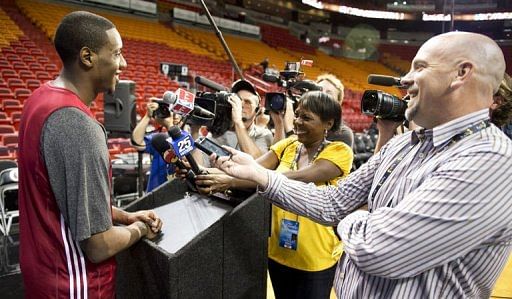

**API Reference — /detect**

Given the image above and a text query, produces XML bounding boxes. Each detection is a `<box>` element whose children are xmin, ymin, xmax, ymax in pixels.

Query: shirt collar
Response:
<box><xmin>410</xmin><ymin>109</ymin><xmax>490</xmax><ymax>148</ymax></box>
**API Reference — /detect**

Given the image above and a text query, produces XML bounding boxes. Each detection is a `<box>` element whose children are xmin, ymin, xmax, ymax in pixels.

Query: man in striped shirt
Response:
<box><xmin>213</xmin><ymin>31</ymin><xmax>512</xmax><ymax>298</ymax></box>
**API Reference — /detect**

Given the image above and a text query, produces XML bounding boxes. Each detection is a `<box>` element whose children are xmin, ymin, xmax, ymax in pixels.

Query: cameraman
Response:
<box><xmin>131</xmin><ymin>99</ymin><xmax>179</xmax><ymax>192</ymax></box>
<box><xmin>212</xmin><ymin>80</ymin><xmax>273</xmax><ymax>158</ymax></box>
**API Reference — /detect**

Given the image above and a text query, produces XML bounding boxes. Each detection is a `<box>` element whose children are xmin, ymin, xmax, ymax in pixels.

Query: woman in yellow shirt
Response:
<box><xmin>195</xmin><ymin>91</ymin><xmax>353</xmax><ymax>298</ymax></box>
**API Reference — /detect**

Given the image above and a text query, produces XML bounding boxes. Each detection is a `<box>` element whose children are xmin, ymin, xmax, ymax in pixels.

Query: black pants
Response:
<box><xmin>268</xmin><ymin>259</ymin><xmax>336</xmax><ymax>299</ymax></box>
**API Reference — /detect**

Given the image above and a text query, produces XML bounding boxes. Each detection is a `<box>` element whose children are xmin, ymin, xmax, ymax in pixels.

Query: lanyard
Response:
<box><xmin>370</xmin><ymin>119</ymin><xmax>491</xmax><ymax>206</ymax></box>
<box><xmin>290</xmin><ymin>139</ymin><xmax>328</xmax><ymax>171</ymax></box>
<box><xmin>285</xmin><ymin>139</ymin><xmax>328</xmax><ymax>221</ymax></box>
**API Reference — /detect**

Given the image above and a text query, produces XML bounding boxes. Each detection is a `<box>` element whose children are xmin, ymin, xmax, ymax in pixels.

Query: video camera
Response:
<box><xmin>152</xmin><ymin>99</ymin><xmax>171</xmax><ymax>119</ymax></box>
<box><xmin>262</xmin><ymin>61</ymin><xmax>321</xmax><ymax>112</ymax></box>
<box><xmin>361</xmin><ymin>91</ymin><xmax>408</xmax><ymax>122</ymax></box>
<box><xmin>362</xmin><ymin>74</ymin><xmax>409</xmax><ymax>121</ymax></box>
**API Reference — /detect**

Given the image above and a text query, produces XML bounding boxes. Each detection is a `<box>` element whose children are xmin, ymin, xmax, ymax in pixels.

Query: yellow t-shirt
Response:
<box><xmin>268</xmin><ymin>136</ymin><xmax>353</xmax><ymax>271</ymax></box>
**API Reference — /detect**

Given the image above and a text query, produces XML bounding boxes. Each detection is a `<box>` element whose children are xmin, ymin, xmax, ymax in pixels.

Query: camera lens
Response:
<box><xmin>361</xmin><ymin>90</ymin><xmax>407</xmax><ymax>121</ymax></box>
<box><xmin>269</xmin><ymin>94</ymin><xmax>285</xmax><ymax>110</ymax></box>
<box><xmin>361</xmin><ymin>90</ymin><xmax>379</xmax><ymax>115</ymax></box>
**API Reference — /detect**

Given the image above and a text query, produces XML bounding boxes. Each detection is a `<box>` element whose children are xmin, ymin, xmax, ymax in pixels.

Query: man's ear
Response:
<box><xmin>79</xmin><ymin>47</ymin><xmax>94</xmax><ymax>68</ymax></box>
<box><xmin>450</xmin><ymin>62</ymin><xmax>473</xmax><ymax>89</ymax></box>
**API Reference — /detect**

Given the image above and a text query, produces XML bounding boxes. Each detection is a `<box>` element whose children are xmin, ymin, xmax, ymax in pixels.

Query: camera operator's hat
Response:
<box><xmin>231</xmin><ymin>79</ymin><xmax>260</xmax><ymax>100</ymax></box>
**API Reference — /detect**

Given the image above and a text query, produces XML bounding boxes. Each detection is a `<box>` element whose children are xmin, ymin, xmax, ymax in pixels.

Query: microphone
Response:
<box><xmin>163</xmin><ymin>89</ymin><xmax>215</xmax><ymax>118</ymax></box>
<box><xmin>168</xmin><ymin>126</ymin><xmax>202</xmax><ymax>175</ymax></box>
<box><xmin>150</xmin><ymin>133</ymin><xmax>187</xmax><ymax>168</ymax></box>
<box><xmin>262</xmin><ymin>73</ymin><xmax>280</xmax><ymax>83</ymax></box>
<box><xmin>292</xmin><ymin>79</ymin><xmax>322</xmax><ymax>92</ymax></box>
<box><xmin>195</xmin><ymin>76</ymin><xmax>228</xmax><ymax>92</ymax></box>
<box><xmin>367</xmin><ymin>74</ymin><xmax>404</xmax><ymax>88</ymax></box>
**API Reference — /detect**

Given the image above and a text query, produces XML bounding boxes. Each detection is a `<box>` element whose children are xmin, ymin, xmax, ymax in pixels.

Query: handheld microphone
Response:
<box><xmin>367</xmin><ymin>74</ymin><xmax>405</xmax><ymax>88</ymax></box>
<box><xmin>163</xmin><ymin>89</ymin><xmax>215</xmax><ymax>118</ymax></box>
<box><xmin>262</xmin><ymin>73</ymin><xmax>280</xmax><ymax>83</ymax></box>
<box><xmin>150</xmin><ymin>133</ymin><xmax>187</xmax><ymax>168</ymax></box>
<box><xmin>168</xmin><ymin>126</ymin><xmax>202</xmax><ymax>175</ymax></box>
<box><xmin>195</xmin><ymin>76</ymin><xmax>228</xmax><ymax>92</ymax></box>
<box><xmin>292</xmin><ymin>79</ymin><xmax>322</xmax><ymax>92</ymax></box>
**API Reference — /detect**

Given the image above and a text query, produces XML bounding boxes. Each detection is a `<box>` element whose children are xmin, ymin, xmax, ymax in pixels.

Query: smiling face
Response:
<box><xmin>93</xmin><ymin>28</ymin><xmax>127</xmax><ymax>95</ymax></box>
<box><xmin>400</xmin><ymin>32</ymin><xmax>506</xmax><ymax>129</ymax></box>
<box><xmin>401</xmin><ymin>37</ymin><xmax>458</xmax><ymax>128</ymax></box>
<box><xmin>293</xmin><ymin>104</ymin><xmax>331</xmax><ymax>145</ymax></box>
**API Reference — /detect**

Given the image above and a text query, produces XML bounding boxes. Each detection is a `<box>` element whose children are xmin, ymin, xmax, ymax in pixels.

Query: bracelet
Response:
<box><xmin>285</xmin><ymin>130</ymin><xmax>294</xmax><ymax>137</ymax></box>
<box><xmin>224</xmin><ymin>189</ymin><xmax>232</xmax><ymax>197</ymax></box>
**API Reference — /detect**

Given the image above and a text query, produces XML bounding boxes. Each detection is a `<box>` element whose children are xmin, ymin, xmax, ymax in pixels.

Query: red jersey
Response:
<box><xmin>18</xmin><ymin>83</ymin><xmax>116</xmax><ymax>298</ymax></box>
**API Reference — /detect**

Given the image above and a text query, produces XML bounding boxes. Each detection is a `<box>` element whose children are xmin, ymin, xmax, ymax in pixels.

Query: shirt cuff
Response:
<box><xmin>257</xmin><ymin>170</ymin><xmax>284</xmax><ymax>199</ymax></box>
<box><xmin>336</xmin><ymin>210</ymin><xmax>369</xmax><ymax>242</ymax></box>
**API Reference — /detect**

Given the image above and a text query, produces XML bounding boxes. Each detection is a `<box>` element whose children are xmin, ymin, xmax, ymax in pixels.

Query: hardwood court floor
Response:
<box><xmin>266</xmin><ymin>254</ymin><xmax>512</xmax><ymax>299</ymax></box>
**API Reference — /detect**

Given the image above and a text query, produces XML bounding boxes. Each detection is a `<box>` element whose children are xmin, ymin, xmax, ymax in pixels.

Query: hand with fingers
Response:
<box><xmin>210</xmin><ymin>146</ymin><xmax>269</xmax><ymax>187</ymax></box>
<box><xmin>195</xmin><ymin>172</ymin><xmax>233</xmax><ymax>196</ymax></box>
<box><xmin>125</xmin><ymin>210</ymin><xmax>163</xmax><ymax>239</ymax></box>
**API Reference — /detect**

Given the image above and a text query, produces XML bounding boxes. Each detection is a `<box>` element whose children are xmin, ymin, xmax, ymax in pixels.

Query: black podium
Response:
<box><xmin>116</xmin><ymin>179</ymin><xmax>270</xmax><ymax>298</ymax></box>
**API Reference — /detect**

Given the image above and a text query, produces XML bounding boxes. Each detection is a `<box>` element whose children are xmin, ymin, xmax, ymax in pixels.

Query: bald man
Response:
<box><xmin>211</xmin><ymin>32</ymin><xmax>512</xmax><ymax>298</ymax></box>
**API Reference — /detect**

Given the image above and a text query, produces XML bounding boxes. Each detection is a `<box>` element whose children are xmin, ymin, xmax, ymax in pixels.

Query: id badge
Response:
<box><xmin>279</xmin><ymin>219</ymin><xmax>299</xmax><ymax>250</ymax></box>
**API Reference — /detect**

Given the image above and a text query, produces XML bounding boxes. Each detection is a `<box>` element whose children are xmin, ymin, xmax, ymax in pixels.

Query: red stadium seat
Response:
<box><xmin>0</xmin><ymin>145</ymin><xmax>14</xmax><ymax>159</ymax></box>
<box><xmin>35</xmin><ymin>71</ymin><xmax>51</xmax><ymax>81</ymax></box>
<box><xmin>1</xmin><ymin>70</ymin><xmax>18</xmax><ymax>80</ymax></box>
<box><xmin>21</xmin><ymin>55</ymin><xmax>36</xmax><ymax>64</ymax></box>
<box><xmin>0</xmin><ymin>125</ymin><xmax>16</xmax><ymax>143</ymax></box>
<box><xmin>19</xmin><ymin>70</ymin><xmax>36</xmax><ymax>81</ymax></box>
<box><xmin>7</xmin><ymin>78</ymin><xmax>25</xmax><ymax>90</ymax></box>
<box><xmin>2</xmin><ymin>133</ymin><xmax>19</xmax><ymax>150</ymax></box>
<box><xmin>45</xmin><ymin>64</ymin><xmax>58</xmax><ymax>72</ymax></box>
<box><xmin>0</xmin><ymin>61</ymin><xmax>12</xmax><ymax>68</ymax></box>
<box><xmin>30</xmin><ymin>48</ymin><xmax>44</xmax><ymax>56</ymax></box>
<box><xmin>36</xmin><ymin>57</ymin><xmax>50</xmax><ymax>64</ymax></box>
<box><xmin>1</xmin><ymin>100</ymin><xmax>23</xmax><ymax>118</ymax></box>
<box><xmin>0</xmin><ymin>88</ymin><xmax>15</xmax><ymax>100</ymax></box>
<box><xmin>28</xmin><ymin>63</ymin><xmax>44</xmax><ymax>72</ymax></box>
<box><xmin>14</xmin><ymin>88</ymin><xmax>31</xmax><ymax>103</ymax></box>
<box><xmin>10</xmin><ymin>111</ymin><xmax>22</xmax><ymax>131</ymax></box>
<box><xmin>26</xmin><ymin>79</ymin><xmax>41</xmax><ymax>92</ymax></box>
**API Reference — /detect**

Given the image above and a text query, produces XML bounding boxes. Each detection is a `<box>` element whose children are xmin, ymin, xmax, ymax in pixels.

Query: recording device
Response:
<box><xmin>265</xmin><ymin>93</ymin><xmax>286</xmax><ymax>112</ymax></box>
<box><xmin>194</xmin><ymin>76</ymin><xmax>237</xmax><ymax>136</ymax></box>
<box><xmin>195</xmin><ymin>137</ymin><xmax>231</xmax><ymax>157</ymax></box>
<box><xmin>195</xmin><ymin>75</ymin><xmax>229</xmax><ymax>92</ymax></box>
<box><xmin>163</xmin><ymin>89</ymin><xmax>215</xmax><ymax>118</ymax></box>
<box><xmin>151</xmin><ymin>133</ymin><xmax>198</xmax><ymax>191</ymax></box>
<box><xmin>152</xmin><ymin>99</ymin><xmax>171</xmax><ymax>119</ymax></box>
<box><xmin>367</xmin><ymin>74</ymin><xmax>406</xmax><ymax>89</ymax></box>
<box><xmin>361</xmin><ymin>90</ymin><xmax>408</xmax><ymax>121</ymax></box>
<box><xmin>262</xmin><ymin>61</ymin><xmax>322</xmax><ymax>112</ymax></box>
<box><xmin>363</xmin><ymin>73</ymin><xmax>409</xmax><ymax>121</ymax></box>
<box><xmin>167</xmin><ymin>126</ymin><xmax>202</xmax><ymax>175</ymax></box>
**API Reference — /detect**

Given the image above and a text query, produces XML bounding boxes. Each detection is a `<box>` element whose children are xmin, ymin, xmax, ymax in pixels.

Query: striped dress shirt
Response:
<box><xmin>261</xmin><ymin>109</ymin><xmax>512</xmax><ymax>298</ymax></box>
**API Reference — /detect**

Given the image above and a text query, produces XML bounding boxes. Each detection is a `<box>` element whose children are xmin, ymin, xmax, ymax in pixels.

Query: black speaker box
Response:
<box><xmin>104</xmin><ymin>80</ymin><xmax>136</xmax><ymax>136</ymax></box>
<box><xmin>116</xmin><ymin>179</ymin><xmax>270</xmax><ymax>298</ymax></box>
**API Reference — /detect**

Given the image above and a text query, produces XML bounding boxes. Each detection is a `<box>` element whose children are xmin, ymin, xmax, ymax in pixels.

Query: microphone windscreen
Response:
<box><xmin>168</xmin><ymin>126</ymin><xmax>182</xmax><ymax>139</ymax></box>
<box><xmin>195</xmin><ymin>76</ymin><xmax>228</xmax><ymax>91</ymax></box>
<box><xmin>162</xmin><ymin>91</ymin><xmax>177</xmax><ymax>104</ymax></box>
<box><xmin>367</xmin><ymin>74</ymin><xmax>399</xmax><ymax>86</ymax></box>
<box><xmin>151</xmin><ymin>133</ymin><xmax>171</xmax><ymax>159</ymax></box>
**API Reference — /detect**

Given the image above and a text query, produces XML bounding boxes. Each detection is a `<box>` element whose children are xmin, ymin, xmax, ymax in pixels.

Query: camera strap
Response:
<box><xmin>369</xmin><ymin>119</ymin><xmax>490</xmax><ymax>208</ymax></box>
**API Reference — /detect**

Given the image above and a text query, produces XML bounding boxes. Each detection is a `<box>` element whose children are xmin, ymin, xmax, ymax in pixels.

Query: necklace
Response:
<box><xmin>290</xmin><ymin>139</ymin><xmax>328</xmax><ymax>170</ymax></box>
